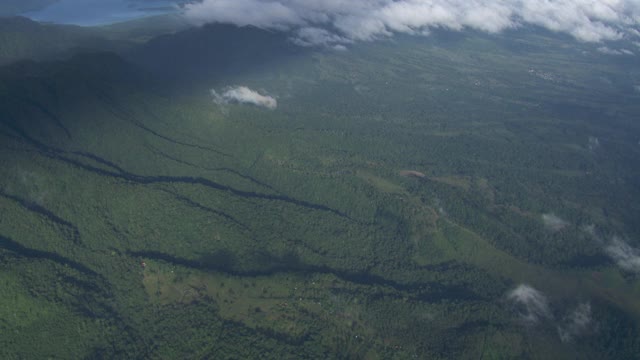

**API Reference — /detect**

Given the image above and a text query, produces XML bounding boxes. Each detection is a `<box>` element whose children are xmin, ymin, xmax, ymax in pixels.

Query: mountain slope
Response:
<box><xmin>0</xmin><ymin>16</ymin><xmax>118</xmax><ymax>65</ymax></box>
<box><xmin>127</xmin><ymin>23</ymin><xmax>304</xmax><ymax>88</ymax></box>
<box><xmin>0</xmin><ymin>15</ymin><xmax>189</xmax><ymax>66</ymax></box>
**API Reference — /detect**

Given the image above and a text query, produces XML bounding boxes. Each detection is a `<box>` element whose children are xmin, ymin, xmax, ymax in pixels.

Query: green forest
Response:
<box><xmin>0</xmin><ymin>15</ymin><xmax>639</xmax><ymax>359</ymax></box>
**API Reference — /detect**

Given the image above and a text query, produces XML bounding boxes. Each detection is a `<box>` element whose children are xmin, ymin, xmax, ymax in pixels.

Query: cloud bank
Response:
<box><xmin>211</xmin><ymin>86</ymin><xmax>277</xmax><ymax>109</ymax></box>
<box><xmin>508</xmin><ymin>284</ymin><xmax>552</xmax><ymax>323</ymax></box>
<box><xmin>184</xmin><ymin>0</ymin><xmax>640</xmax><ymax>46</ymax></box>
<box><xmin>604</xmin><ymin>237</ymin><xmax>640</xmax><ymax>272</ymax></box>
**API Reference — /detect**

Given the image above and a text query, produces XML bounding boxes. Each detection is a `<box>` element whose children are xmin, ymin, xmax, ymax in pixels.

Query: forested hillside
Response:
<box><xmin>1</xmin><ymin>21</ymin><xmax>639</xmax><ymax>358</ymax></box>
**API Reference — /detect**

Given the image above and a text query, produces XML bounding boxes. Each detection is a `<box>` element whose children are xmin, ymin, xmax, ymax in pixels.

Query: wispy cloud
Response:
<box><xmin>184</xmin><ymin>0</ymin><xmax>640</xmax><ymax>46</ymax></box>
<box><xmin>558</xmin><ymin>302</ymin><xmax>593</xmax><ymax>342</ymax></box>
<box><xmin>597</xmin><ymin>46</ymin><xmax>635</xmax><ymax>55</ymax></box>
<box><xmin>604</xmin><ymin>237</ymin><xmax>640</xmax><ymax>272</ymax></box>
<box><xmin>508</xmin><ymin>284</ymin><xmax>552</xmax><ymax>323</ymax></box>
<box><xmin>509</xmin><ymin>285</ymin><xmax>597</xmax><ymax>342</ymax></box>
<box><xmin>581</xmin><ymin>225</ymin><xmax>640</xmax><ymax>272</ymax></box>
<box><xmin>211</xmin><ymin>86</ymin><xmax>277</xmax><ymax>110</ymax></box>
<box><xmin>542</xmin><ymin>213</ymin><xmax>569</xmax><ymax>232</ymax></box>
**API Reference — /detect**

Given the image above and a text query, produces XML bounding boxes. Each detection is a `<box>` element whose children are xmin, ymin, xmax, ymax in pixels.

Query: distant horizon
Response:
<box><xmin>12</xmin><ymin>0</ymin><xmax>640</xmax><ymax>56</ymax></box>
<box><xmin>22</xmin><ymin>0</ymin><xmax>181</xmax><ymax>27</ymax></box>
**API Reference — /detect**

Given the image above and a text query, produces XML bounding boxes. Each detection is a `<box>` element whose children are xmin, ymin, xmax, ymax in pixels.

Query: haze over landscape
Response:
<box><xmin>1</xmin><ymin>0</ymin><xmax>639</xmax><ymax>358</ymax></box>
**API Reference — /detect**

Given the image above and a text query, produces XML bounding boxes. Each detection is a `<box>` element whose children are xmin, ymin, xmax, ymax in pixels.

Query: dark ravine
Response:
<box><xmin>1</xmin><ymin>120</ymin><xmax>350</xmax><ymax>218</ymax></box>
<box><xmin>0</xmin><ymin>235</ymin><xmax>145</xmax><ymax>357</ymax></box>
<box><xmin>129</xmin><ymin>117</ymin><xmax>232</xmax><ymax>158</ymax></box>
<box><xmin>0</xmin><ymin>234</ymin><xmax>97</xmax><ymax>276</ymax></box>
<box><xmin>16</xmin><ymin>96</ymin><xmax>72</xmax><ymax>139</ymax></box>
<box><xmin>0</xmin><ymin>190</ymin><xmax>83</xmax><ymax>245</ymax></box>
<box><xmin>101</xmin><ymin>102</ymin><xmax>232</xmax><ymax>158</ymax></box>
<box><xmin>159</xmin><ymin>188</ymin><xmax>251</xmax><ymax>231</ymax></box>
<box><xmin>147</xmin><ymin>143</ymin><xmax>279</xmax><ymax>193</ymax></box>
<box><xmin>128</xmin><ymin>249</ymin><xmax>484</xmax><ymax>304</ymax></box>
<box><xmin>71</xmin><ymin>151</ymin><xmax>129</xmax><ymax>174</ymax></box>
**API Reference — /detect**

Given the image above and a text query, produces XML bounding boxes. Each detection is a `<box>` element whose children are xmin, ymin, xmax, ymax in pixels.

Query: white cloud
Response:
<box><xmin>542</xmin><ymin>213</ymin><xmax>569</xmax><ymax>232</ymax></box>
<box><xmin>581</xmin><ymin>225</ymin><xmax>640</xmax><ymax>272</ymax></box>
<box><xmin>558</xmin><ymin>302</ymin><xmax>592</xmax><ymax>342</ymax></box>
<box><xmin>211</xmin><ymin>86</ymin><xmax>277</xmax><ymax>109</ymax></box>
<box><xmin>184</xmin><ymin>0</ymin><xmax>303</xmax><ymax>29</ymax></box>
<box><xmin>605</xmin><ymin>237</ymin><xmax>640</xmax><ymax>272</ymax></box>
<box><xmin>509</xmin><ymin>285</ymin><xmax>597</xmax><ymax>342</ymax></box>
<box><xmin>508</xmin><ymin>284</ymin><xmax>552</xmax><ymax>323</ymax></box>
<box><xmin>183</xmin><ymin>0</ymin><xmax>640</xmax><ymax>46</ymax></box>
